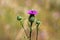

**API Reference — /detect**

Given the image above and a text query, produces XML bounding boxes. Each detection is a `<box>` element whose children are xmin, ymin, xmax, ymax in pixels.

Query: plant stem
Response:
<box><xmin>29</xmin><ymin>22</ymin><xmax>33</xmax><ymax>40</ymax></box>
<box><xmin>20</xmin><ymin>21</ymin><xmax>29</xmax><ymax>40</ymax></box>
<box><xmin>36</xmin><ymin>24</ymin><xmax>39</xmax><ymax>40</ymax></box>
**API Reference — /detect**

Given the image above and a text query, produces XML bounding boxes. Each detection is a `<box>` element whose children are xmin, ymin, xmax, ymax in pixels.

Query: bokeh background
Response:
<box><xmin>0</xmin><ymin>0</ymin><xmax>60</xmax><ymax>40</ymax></box>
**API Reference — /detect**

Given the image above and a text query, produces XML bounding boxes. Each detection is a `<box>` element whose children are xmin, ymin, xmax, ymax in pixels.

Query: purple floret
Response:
<box><xmin>28</xmin><ymin>10</ymin><xmax>38</xmax><ymax>15</ymax></box>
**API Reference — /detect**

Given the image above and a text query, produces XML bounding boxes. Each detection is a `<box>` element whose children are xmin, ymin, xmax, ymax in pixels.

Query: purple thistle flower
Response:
<box><xmin>28</xmin><ymin>10</ymin><xmax>38</xmax><ymax>40</ymax></box>
<box><xmin>28</xmin><ymin>10</ymin><xmax>38</xmax><ymax>15</ymax></box>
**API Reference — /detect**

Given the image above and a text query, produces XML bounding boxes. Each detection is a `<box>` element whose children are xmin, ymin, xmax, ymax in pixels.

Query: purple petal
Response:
<box><xmin>28</xmin><ymin>10</ymin><xmax>38</xmax><ymax>15</ymax></box>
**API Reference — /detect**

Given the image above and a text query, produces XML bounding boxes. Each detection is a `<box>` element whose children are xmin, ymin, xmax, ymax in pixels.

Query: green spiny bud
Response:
<box><xmin>17</xmin><ymin>16</ymin><xmax>22</xmax><ymax>21</ymax></box>
<box><xmin>29</xmin><ymin>17</ymin><xmax>35</xmax><ymax>22</ymax></box>
<box><xmin>36</xmin><ymin>20</ymin><xmax>40</xmax><ymax>25</ymax></box>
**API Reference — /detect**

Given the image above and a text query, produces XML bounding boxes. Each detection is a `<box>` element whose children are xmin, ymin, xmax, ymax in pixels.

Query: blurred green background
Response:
<box><xmin>0</xmin><ymin>0</ymin><xmax>60</xmax><ymax>40</ymax></box>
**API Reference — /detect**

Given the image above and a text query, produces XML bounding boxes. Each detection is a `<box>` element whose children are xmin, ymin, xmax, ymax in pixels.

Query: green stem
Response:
<box><xmin>29</xmin><ymin>22</ymin><xmax>33</xmax><ymax>40</ymax></box>
<box><xmin>36</xmin><ymin>24</ymin><xmax>39</xmax><ymax>40</ymax></box>
<box><xmin>20</xmin><ymin>21</ymin><xmax>29</xmax><ymax>40</ymax></box>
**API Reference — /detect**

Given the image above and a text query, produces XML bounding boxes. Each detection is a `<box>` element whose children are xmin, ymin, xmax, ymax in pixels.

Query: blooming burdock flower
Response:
<box><xmin>28</xmin><ymin>10</ymin><xmax>38</xmax><ymax>22</ymax></box>
<box><xmin>28</xmin><ymin>10</ymin><xmax>38</xmax><ymax>15</ymax></box>
<box><xmin>28</xmin><ymin>10</ymin><xmax>38</xmax><ymax>40</ymax></box>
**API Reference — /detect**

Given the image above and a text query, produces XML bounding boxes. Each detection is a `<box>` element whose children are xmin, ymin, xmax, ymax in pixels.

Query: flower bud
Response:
<box><xmin>17</xmin><ymin>16</ymin><xmax>22</xmax><ymax>21</ymax></box>
<box><xmin>29</xmin><ymin>16</ymin><xmax>35</xmax><ymax>23</ymax></box>
<box><xmin>36</xmin><ymin>20</ymin><xmax>40</xmax><ymax>25</ymax></box>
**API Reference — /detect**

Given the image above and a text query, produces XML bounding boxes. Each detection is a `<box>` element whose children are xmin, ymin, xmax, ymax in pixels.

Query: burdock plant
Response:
<box><xmin>17</xmin><ymin>16</ymin><xmax>29</xmax><ymax>39</ymax></box>
<box><xmin>36</xmin><ymin>20</ymin><xmax>40</xmax><ymax>40</ymax></box>
<box><xmin>28</xmin><ymin>10</ymin><xmax>37</xmax><ymax>40</ymax></box>
<box><xmin>17</xmin><ymin>9</ymin><xmax>40</xmax><ymax>40</ymax></box>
